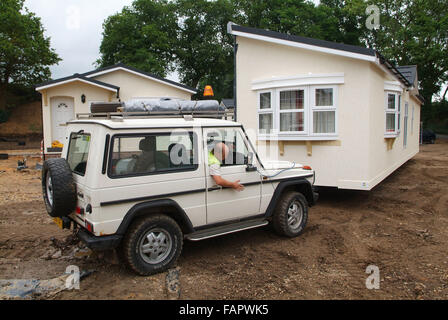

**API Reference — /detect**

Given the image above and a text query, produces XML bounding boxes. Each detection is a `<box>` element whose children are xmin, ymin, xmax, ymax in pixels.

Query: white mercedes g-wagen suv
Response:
<box><xmin>42</xmin><ymin>111</ymin><xmax>318</xmax><ymax>276</ymax></box>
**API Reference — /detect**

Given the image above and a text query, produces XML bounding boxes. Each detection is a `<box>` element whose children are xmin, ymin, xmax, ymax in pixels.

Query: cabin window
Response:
<box><xmin>257</xmin><ymin>85</ymin><xmax>338</xmax><ymax>139</ymax></box>
<box><xmin>312</xmin><ymin>87</ymin><xmax>336</xmax><ymax>134</ymax></box>
<box><xmin>385</xmin><ymin>92</ymin><xmax>401</xmax><ymax>137</ymax></box>
<box><xmin>279</xmin><ymin>89</ymin><xmax>305</xmax><ymax>132</ymax></box>
<box><xmin>258</xmin><ymin>91</ymin><xmax>273</xmax><ymax>134</ymax></box>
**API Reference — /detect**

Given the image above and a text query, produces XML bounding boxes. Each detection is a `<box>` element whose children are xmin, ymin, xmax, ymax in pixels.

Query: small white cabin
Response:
<box><xmin>228</xmin><ymin>23</ymin><xmax>423</xmax><ymax>190</ymax></box>
<box><xmin>35</xmin><ymin>63</ymin><xmax>197</xmax><ymax>155</ymax></box>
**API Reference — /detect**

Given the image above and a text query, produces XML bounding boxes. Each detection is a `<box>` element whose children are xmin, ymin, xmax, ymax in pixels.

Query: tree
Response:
<box><xmin>318</xmin><ymin>0</ymin><xmax>368</xmax><ymax>45</ymax></box>
<box><xmin>0</xmin><ymin>0</ymin><xmax>60</xmax><ymax>110</ymax></box>
<box><xmin>97</xmin><ymin>0</ymin><xmax>178</xmax><ymax>77</ymax></box>
<box><xmin>98</xmin><ymin>0</ymin><xmax>447</xmax><ymax>106</ymax></box>
<box><xmin>174</xmin><ymin>0</ymin><xmax>239</xmax><ymax>100</ymax></box>
<box><xmin>236</xmin><ymin>0</ymin><xmax>324</xmax><ymax>38</ymax></box>
<box><xmin>364</xmin><ymin>0</ymin><xmax>448</xmax><ymax>104</ymax></box>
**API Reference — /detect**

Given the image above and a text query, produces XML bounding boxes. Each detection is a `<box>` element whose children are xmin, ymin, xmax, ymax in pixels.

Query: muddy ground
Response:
<box><xmin>0</xmin><ymin>141</ymin><xmax>447</xmax><ymax>300</ymax></box>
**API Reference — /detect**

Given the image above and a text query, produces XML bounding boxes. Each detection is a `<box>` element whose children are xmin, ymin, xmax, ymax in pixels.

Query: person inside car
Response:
<box><xmin>208</xmin><ymin>142</ymin><xmax>245</xmax><ymax>192</ymax></box>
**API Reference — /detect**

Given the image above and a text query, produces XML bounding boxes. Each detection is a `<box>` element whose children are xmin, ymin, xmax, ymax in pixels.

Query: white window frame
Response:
<box><xmin>310</xmin><ymin>85</ymin><xmax>338</xmax><ymax>136</ymax></box>
<box><xmin>257</xmin><ymin>85</ymin><xmax>339</xmax><ymax>140</ymax></box>
<box><xmin>257</xmin><ymin>90</ymin><xmax>274</xmax><ymax>135</ymax></box>
<box><xmin>384</xmin><ymin>91</ymin><xmax>402</xmax><ymax>138</ymax></box>
<box><xmin>277</xmin><ymin>86</ymin><xmax>307</xmax><ymax>135</ymax></box>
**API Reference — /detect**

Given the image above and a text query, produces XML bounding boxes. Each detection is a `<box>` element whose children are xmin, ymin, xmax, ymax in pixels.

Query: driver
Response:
<box><xmin>208</xmin><ymin>142</ymin><xmax>245</xmax><ymax>192</ymax></box>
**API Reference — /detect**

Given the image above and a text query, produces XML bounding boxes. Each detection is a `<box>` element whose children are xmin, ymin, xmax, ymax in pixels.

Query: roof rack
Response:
<box><xmin>76</xmin><ymin>109</ymin><xmax>235</xmax><ymax>121</ymax></box>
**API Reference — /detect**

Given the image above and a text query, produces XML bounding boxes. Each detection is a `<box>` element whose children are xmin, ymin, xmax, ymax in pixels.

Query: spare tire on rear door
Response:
<box><xmin>42</xmin><ymin>158</ymin><xmax>77</xmax><ymax>217</ymax></box>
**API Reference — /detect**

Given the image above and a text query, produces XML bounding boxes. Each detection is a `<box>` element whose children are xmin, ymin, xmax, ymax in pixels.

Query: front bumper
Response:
<box><xmin>76</xmin><ymin>228</ymin><xmax>122</xmax><ymax>251</ymax></box>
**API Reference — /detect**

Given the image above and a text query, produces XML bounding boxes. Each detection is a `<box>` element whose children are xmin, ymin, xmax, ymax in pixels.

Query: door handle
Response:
<box><xmin>207</xmin><ymin>186</ymin><xmax>222</xmax><ymax>192</ymax></box>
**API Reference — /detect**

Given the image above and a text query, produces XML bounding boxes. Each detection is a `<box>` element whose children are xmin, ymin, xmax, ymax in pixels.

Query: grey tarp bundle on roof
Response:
<box><xmin>123</xmin><ymin>98</ymin><xmax>225</xmax><ymax>113</ymax></box>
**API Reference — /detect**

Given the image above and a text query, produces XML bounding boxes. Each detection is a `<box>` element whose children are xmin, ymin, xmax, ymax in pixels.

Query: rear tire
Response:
<box><xmin>42</xmin><ymin>158</ymin><xmax>77</xmax><ymax>217</ymax></box>
<box><xmin>272</xmin><ymin>191</ymin><xmax>308</xmax><ymax>238</ymax></box>
<box><xmin>119</xmin><ymin>215</ymin><xmax>183</xmax><ymax>276</ymax></box>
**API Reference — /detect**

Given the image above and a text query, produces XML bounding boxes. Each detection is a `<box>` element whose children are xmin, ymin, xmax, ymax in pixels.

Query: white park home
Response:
<box><xmin>35</xmin><ymin>63</ymin><xmax>197</xmax><ymax>155</ymax></box>
<box><xmin>228</xmin><ymin>23</ymin><xmax>424</xmax><ymax>190</ymax></box>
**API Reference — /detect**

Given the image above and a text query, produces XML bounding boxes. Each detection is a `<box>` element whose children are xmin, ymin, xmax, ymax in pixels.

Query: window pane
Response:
<box><xmin>280</xmin><ymin>90</ymin><xmax>304</xmax><ymax>110</ymax></box>
<box><xmin>67</xmin><ymin>133</ymin><xmax>91</xmax><ymax>176</ymax></box>
<box><xmin>313</xmin><ymin>111</ymin><xmax>335</xmax><ymax>134</ymax></box>
<box><xmin>260</xmin><ymin>92</ymin><xmax>271</xmax><ymax>109</ymax></box>
<box><xmin>388</xmin><ymin>94</ymin><xmax>395</xmax><ymax>110</ymax></box>
<box><xmin>280</xmin><ymin>112</ymin><xmax>304</xmax><ymax>132</ymax></box>
<box><xmin>259</xmin><ymin>113</ymin><xmax>273</xmax><ymax>134</ymax></box>
<box><xmin>316</xmin><ymin>89</ymin><xmax>333</xmax><ymax>106</ymax></box>
<box><xmin>206</xmin><ymin>128</ymin><xmax>249</xmax><ymax>166</ymax></box>
<box><xmin>386</xmin><ymin>113</ymin><xmax>396</xmax><ymax>132</ymax></box>
<box><xmin>110</xmin><ymin>133</ymin><xmax>196</xmax><ymax>177</ymax></box>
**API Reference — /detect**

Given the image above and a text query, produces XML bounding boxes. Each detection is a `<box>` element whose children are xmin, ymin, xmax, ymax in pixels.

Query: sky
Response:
<box><xmin>24</xmin><ymin>0</ymin><xmax>135</xmax><ymax>79</ymax></box>
<box><xmin>24</xmin><ymin>0</ymin><xmax>320</xmax><ymax>82</ymax></box>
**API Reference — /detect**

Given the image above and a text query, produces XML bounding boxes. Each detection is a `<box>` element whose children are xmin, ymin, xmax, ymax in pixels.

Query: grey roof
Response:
<box><xmin>82</xmin><ymin>63</ymin><xmax>197</xmax><ymax>93</ymax></box>
<box><xmin>229</xmin><ymin>23</ymin><xmax>415</xmax><ymax>88</ymax></box>
<box><xmin>396</xmin><ymin>65</ymin><xmax>418</xmax><ymax>85</ymax></box>
<box><xmin>230</xmin><ymin>24</ymin><xmax>376</xmax><ymax>58</ymax></box>
<box><xmin>35</xmin><ymin>73</ymin><xmax>120</xmax><ymax>91</ymax></box>
<box><xmin>36</xmin><ymin>63</ymin><xmax>197</xmax><ymax>94</ymax></box>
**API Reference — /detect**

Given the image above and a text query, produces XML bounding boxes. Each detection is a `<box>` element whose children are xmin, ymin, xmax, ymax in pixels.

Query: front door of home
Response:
<box><xmin>51</xmin><ymin>97</ymin><xmax>74</xmax><ymax>146</ymax></box>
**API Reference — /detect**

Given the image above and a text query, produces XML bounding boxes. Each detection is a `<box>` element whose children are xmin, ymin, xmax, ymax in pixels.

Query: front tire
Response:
<box><xmin>272</xmin><ymin>191</ymin><xmax>308</xmax><ymax>238</ymax></box>
<box><xmin>119</xmin><ymin>215</ymin><xmax>183</xmax><ymax>276</ymax></box>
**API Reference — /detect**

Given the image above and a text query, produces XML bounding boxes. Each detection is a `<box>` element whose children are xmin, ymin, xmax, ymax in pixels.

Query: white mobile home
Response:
<box><xmin>228</xmin><ymin>23</ymin><xmax>424</xmax><ymax>190</ymax></box>
<box><xmin>35</xmin><ymin>63</ymin><xmax>197</xmax><ymax>155</ymax></box>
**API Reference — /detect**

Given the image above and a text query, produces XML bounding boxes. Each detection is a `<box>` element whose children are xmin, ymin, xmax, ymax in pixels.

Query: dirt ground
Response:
<box><xmin>0</xmin><ymin>141</ymin><xmax>447</xmax><ymax>300</ymax></box>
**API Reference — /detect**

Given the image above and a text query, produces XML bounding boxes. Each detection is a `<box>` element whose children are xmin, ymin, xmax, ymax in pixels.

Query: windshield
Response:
<box><xmin>67</xmin><ymin>132</ymin><xmax>91</xmax><ymax>176</ymax></box>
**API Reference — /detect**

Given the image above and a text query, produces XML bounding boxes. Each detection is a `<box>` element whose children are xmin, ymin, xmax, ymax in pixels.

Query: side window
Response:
<box><xmin>67</xmin><ymin>133</ymin><xmax>91</xmax><ymax>176</ymax></box>
<box><xmin>109</xmin><ymin>132</ymin><xmax>197</xmax><ymax>177</ymax></box>
<box><xmin>385</xmin><ymin>92</ymin><xmax>401</xmax><ymax>137</ymax></box>
<box><xmin>207</xmin><ymin>128</ymin><xmax>249</xmax><ymax>166</ymax></box>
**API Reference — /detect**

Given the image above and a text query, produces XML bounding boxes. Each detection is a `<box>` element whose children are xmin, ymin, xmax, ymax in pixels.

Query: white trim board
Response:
<box><xmin>231</xmin><ymin>30</ymin><xmax>377</xmax><ymax>63</ymax></box>
<box><xmin>252</xmin><ymin>73</ymin><xmax>345</xmax><ymax>91</ymax></box>
<box><xmin>85</xmin><ymin>67</ymin><xmax>197</xmax><ymax>94</ymax></box>
<box><xmin>384</xmin><ymin>81</ymin><xmax>404</xmax><ymax>92</ymax></box>
<box><xmin>36</xmin><ymin>78</ymin><xmax>118</xmax><ymax>92</ymax></box>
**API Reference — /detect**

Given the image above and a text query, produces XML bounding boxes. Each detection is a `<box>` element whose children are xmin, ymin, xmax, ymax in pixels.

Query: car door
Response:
<box><xmin>204</xmin><ymin>127</ymin><xmax>262</xmax><ymax>224</ymax></box>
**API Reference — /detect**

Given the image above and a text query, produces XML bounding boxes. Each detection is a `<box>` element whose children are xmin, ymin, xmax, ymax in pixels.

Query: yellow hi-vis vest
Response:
<box><xmin>208</xmin><ymin>151</ymin><xmax>220</xmax><ymax>166</ymax></box>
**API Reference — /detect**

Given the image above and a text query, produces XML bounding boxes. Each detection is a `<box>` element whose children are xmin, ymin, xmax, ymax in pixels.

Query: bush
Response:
<box><xmin>0</xmin><ymin>109</ymin><xmax>11</xmax><ymax>123</ymax></box>
<box><xmin>424</xmin><ymin>100</ymin><xmax>448</xmax><ymax>134</ymax></box>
